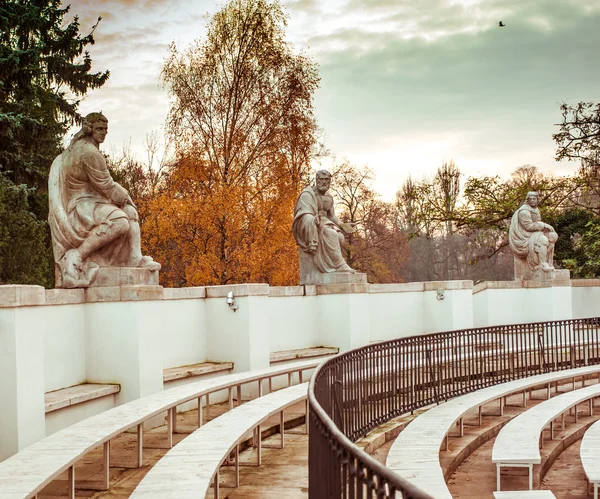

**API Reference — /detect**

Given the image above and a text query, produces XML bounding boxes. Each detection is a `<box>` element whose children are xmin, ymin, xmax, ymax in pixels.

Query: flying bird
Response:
<box><xmin>498</xmin><ymin>21</ymin><xmax>506</xmax><ymax>27</ymax></box>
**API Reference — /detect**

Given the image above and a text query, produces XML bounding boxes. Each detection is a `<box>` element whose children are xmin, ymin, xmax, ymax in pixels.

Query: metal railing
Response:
<box><xmin>308</xmin><ymin>317</ymin><xmax>600</xmax><ymax>498</ymax></box>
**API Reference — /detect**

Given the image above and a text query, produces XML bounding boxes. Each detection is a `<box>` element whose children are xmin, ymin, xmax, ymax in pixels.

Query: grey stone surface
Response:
<box><xmin>48</xmin><ymin>112</ymin><xmax>160</xmax><ymax>289</ymax></box>
<box><xmin>205</xmin><ymin>283</ymin><xmax>270</xmax><ymax>298</ymax></box>
<box><xmin>163</xmin><ymin>287</ymin><xmax>207</xmax><ymax>300</ymax></box>
<box><xmin>120</xmin><ymin>285</ymin><xmax>164</xmax><ymax>302</ymax></box>
<box><xmin>292</xmin><ymin>170</ymin><xmax>365</xmax><ymax>285</ymax></box>
<box><xmin>423</xmin><ymin>280</ymin><xmax>473</xmax><ymax>291</ymax></box>
<box><xmin>92</xmin><ymin>267</ymin><xmax>159</xmax><ymax>287</ymax></box>
<box><xmin>509</xmin><ymin>191</ymin><xmax>559</xmax><ymax>281</ymax></box>
<box><xmin>571</xmin><ymin>279</ymin><xmax>600</xmax><ymax>287</ymax></box>
<box><xmin>268</xmin><ymin>286</ymin><xmax>305</xmax><ymax>297</ymax></box>
<box><xmin>315</xmin><ymin>282</ymin><xmax>370</xmax><ymax>295</ymax></box>
<box><xmin>0</xmin><ymin>285</ymin><xmax>45</xmax><ymax>307</ymax></box>
<box><xmin>309</xmin><ymin>270</ymin><xmax>367</xmax><ymax>285</ymax></box>
<box><xmin>44</xmin><ymin>288</ymin><xmax>85</xmax><ymax>305</ymax></box>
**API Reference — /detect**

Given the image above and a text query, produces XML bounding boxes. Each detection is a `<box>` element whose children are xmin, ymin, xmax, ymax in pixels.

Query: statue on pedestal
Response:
<box><xmin>509</xmin><ymin>191</ymin><xmax>558</xmax><ymax>280</ymax></box>
<box><xmin>293</xmin><ymin>170</ymin><xmax>366</xmax><ymax>285</ymax></box>
<box><xmin>48</xmin><ymin>112</ymin><xmax>160</xmax><ymax>288</ymax></box>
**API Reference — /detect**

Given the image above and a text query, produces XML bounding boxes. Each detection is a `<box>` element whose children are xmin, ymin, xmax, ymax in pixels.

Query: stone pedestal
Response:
<box><xmin>91</xmin><ymin>267</ymin><xmax>159</xmax><ymax>287</ymax></box>
<box><xmin>84</xmin><ymin>267</ymin><xmax>163</xmax><ymax>303</ymax></box>
<box><xmin>514</xmin><ymin>256</ymin><xmax>570</xmax><ymax>282</ymax></box>
<box><xmin>298</xmin><ymin>249</ymin><xmax>368</xmax><ymax>285</ymax></box>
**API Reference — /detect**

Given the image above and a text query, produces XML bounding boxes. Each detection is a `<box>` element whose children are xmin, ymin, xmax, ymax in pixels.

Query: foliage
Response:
<box><xmin>546</xmin><ymin>208</ymin><xmax>599</xmax><ymax>278</ymax></box>
<box><xmin>0</xmin><ymin>0</ymin><xmax>109</xmax><ymax>195</ymax></box>
<box><xmin>0</xmin><ymin>0</ymin><xmax>108</xmax><ymax>285</ymax></box>
<box><xmin>106</xmin><ymin>133</ymin><xmax>171</xmax><ymax>244</ymax></box>
<box><xmin>459</xmin><ymin>165</ymin><xmax>573</xmax><ymax>231</ymax></box>
<box><xmin>330</xmin><ymin>161</ymin><xmax>408</xmax><ymax>283</ymax></box>
<box><xmin>395</xmin><ymin>164</ymin><xmax>563</xmax><ymax>281</ymax></box>
<box><xmin>553</xmin><ymin>101</ymin><xmax>600</xmax><ymax>169</ymax></box>
<box><xmin>564</xmin><ymin>219</ymin><xmax>600</xmax><ymax>278</ymax></box>
<box><xmin>0</xmin><ymin>175</ymin><xmax>53</xmax><ymax>285</ymax></box>
<box><xmin>152</xmin><ymin>0</ymin><xmax>320</xmax><ymax>285</ymax></box>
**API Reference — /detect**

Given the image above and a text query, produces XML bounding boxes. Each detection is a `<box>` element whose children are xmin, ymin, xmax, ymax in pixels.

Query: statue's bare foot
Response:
<box><xmin>337</xmin><ymin>263</ymin><xmax>355</xmax><ymax>273</ymax></box>
<box><xmin>541</xmin><ymin>262</ymin><xmax>554</xmax><ymax>272</ymax></box>
<box><xmin>138</xmin><ymin>256</ymin><xmax>161</xmax><ymax>271</ymax></box>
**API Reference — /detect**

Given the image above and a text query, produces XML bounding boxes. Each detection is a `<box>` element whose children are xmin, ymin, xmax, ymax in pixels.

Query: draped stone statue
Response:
<box><xmin>293</xmin><ymin>170</ymin><xmax>366</xmax><ymax>285</ymax></box>
<box><xmin>509</xmin><ymin>191</ymin><xmax>559</xmax><ymax>280</ymax></box>
<box><xmin>48</xmin><ymin>112</ymin><xmax>160</xmax><ymax>288</ymax></box>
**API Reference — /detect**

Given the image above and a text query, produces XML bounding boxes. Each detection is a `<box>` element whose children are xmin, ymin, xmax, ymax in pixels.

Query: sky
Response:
<box><xmin>68</xmin><ymin>0</ymin><xmax>600</xmax><ymax>201</ymax></box>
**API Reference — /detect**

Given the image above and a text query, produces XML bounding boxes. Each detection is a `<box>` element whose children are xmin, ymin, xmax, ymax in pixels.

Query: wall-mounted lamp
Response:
<box><xmin>436</xmin><ymin>289</ymin><xmax>445</xmax><ymax>301</ymax></box>
<box><xmin>226</xmin><ymin>291</ymin><xmax>239</xmax><ymax>312</ymax></box>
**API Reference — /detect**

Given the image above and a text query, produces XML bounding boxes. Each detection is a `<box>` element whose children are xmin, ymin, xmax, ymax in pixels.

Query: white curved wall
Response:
<box><xmin>2</xmin><ymin>278</ymin><xmax>600</xmax><ymax>461</ymax></box>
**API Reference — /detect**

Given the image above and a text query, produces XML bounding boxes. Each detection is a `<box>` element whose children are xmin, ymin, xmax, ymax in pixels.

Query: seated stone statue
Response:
<box><xmin>48</xmin><ymin>112</ymin><xmax>160</xmax><ymax>288</ymax></box>
<box><xmin>292</xmin><ymin>170</ymin><xmax>356</xmax><ymax>283</ymax></box>
<box><xmin>508</xmin><ymin>191</ymin><xmax>558</xmax><ymax>276</ymax></box>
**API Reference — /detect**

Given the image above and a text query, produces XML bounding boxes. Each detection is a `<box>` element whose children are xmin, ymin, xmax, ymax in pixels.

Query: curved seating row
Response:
<box><xmin>493</xmin><ymin>383</ymin><xmax>600</xmax><ymax>491</ymax></box>
<box><xmin>385</xmin><ymin>365</ymin><xmax>600</xmax><ymax>499</ymax></box>
<box><xmin>0</xmin><ymin>357</ymin><xmax>327</xmax><ymax>499</ymax></box>
<box><xmin>130</xmin><ymin>382</ymin><xmax>308</xmax><ymax>498</ymax></box>
<box><xmin>582</xmin><ymin>419</ymin><xmax>600</xmax><ymax>499</ymax></box>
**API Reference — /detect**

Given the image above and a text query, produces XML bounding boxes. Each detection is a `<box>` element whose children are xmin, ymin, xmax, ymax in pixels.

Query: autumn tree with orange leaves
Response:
<box><xmin>146</xmin><ymin>0</ymin><xmax>320</xmax><ymax>286</ymax></box>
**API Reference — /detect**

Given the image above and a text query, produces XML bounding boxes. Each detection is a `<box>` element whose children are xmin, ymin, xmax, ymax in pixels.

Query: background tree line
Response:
<box><xmin>2</xmin><ymin>0</ymin><xmax>600</xmax><ymax>287</ymax></box>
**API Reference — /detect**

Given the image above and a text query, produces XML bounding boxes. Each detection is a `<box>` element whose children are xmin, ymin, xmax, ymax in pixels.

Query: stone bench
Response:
<box><xmin>163</xmin><ymin>361</ymin><xmax>234</xmax><ymax>382</ymax></box>
<box><xmin>385</xmin><ymin>365</ymin><xmax>600</xmax><ymax>499</ymax></box>
<box><xmin>493</xmin><ymin>492</ymin><xmax>556</xmax><ymax>499</ymax></box>
<box><xmin>130</xmin><ymin>382</ymin><xmax>308</xmax><ymax>498</ymax></box>
<box><xmin>0</xmin><ymin>357</ymin><xmax>329</xmax><ymax>499</ymax></box>
<box><xmin>270</xmin><ymin>346</ymin><xmax>339</xmax><ymax>364</ymax></box>
<box><xmin>580</xmin><ymin>419</ymin><xmax>600</xmax><ymax>499</ymax></box>
<box><xmin>45</xmin><ymin>384</ymin><xmax>120</xmax><ymax>413</ymax></box>
<box><xmin>492</xmin><ymin>383</ymin><xmax>600</xmax><ymax>491</ymax></box>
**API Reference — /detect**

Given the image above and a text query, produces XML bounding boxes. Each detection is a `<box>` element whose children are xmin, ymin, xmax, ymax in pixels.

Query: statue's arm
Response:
<box><xmin>518</xmin><ymin>210</ymin><xmax>545</xmax><ymax>232</ymax></box>
<box><xmin>83</xmin><ymin>150</ymin><xmax>129</xmax><ymax>206</ymax></box>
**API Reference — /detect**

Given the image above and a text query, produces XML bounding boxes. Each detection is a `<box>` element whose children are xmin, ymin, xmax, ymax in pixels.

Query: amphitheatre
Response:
<box><xmin>1</xmin><ymin>4</ymin><xmax>600</xmax><ymax>499</ymax></box>
<box><xmin>1</xmin><ymin>124</ymin><xmax>600</xmax><ymax>499</ymax></box>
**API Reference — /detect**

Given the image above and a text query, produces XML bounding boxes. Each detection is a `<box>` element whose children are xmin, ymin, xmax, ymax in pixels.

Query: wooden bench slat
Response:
<box><xmin>269</xmin><ymin>347</ymin><xmax>338</xmax><ymax>363</ymax></box>
<box><xmin>163</xmin><ymin>362</ymin><xmax>233</xmax><ymax>382</ymax></box>
<box><xmin>45</xmin><ymin>384</ymin><xmax>120</xmax><ymax>413</ymax></box>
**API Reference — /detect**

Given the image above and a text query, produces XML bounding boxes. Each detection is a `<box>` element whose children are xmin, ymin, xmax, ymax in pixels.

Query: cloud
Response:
<box><xmin>294</xmin><ymin>0</ymin><xmax>600</xmax><ymax>194</ymax></box>
<box><xmin>72</xmin><ymin>0</ymin><xmax>175</xmax><ymax>8</ymax></box>
<box><xmin>60</xmin><ymin>0</ymin><xmax>600</xmax><ymax>200</ymax></box>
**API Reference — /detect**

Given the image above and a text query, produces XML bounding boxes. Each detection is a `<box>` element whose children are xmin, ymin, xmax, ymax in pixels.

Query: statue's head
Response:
<box><xmin>525</xmin><ymin>191</ymin><xmax>540</xmax><ymax>208</ymax></box>
<box><xmin>315</xmin><ymin>169</ymin><xmax>331</xmax><ymax>194</ymax></box>
<box><xmin>70</xmin><ymin>112</ymin><xmax>108</xmax><ymax>147</ymax></box>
